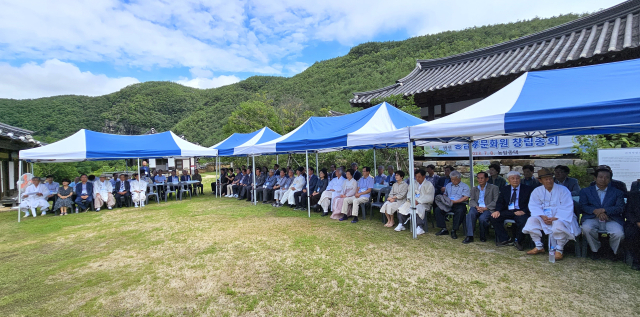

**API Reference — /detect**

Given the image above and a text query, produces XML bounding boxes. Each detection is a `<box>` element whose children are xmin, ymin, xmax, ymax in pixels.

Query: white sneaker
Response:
<box><xmin>134</xmin><ymin>203</ymin><xmax>139</xmax><ymax>208</ymax></box>
<box><xmin>234</xmin><ymin>194</ymin><xmax>238</xmax><ymax>198</ymax></box>
<box><xmin>416</xmin><ymin>226</ymin><xmax>425</xmax><ymax>235</ymax></box>
<box><xmin>141</xmin><ymin>203</ymin><xmax>145</xmax><ymax>207</ymax></box>
<box><xmin>75</xmin><ymin>208</ymin><xmax>79</xmax><ymax>213</ymax></box>
<box><xmin>108</xmin><ymin>207</ymin><xmax>112</xmax><ymax>210</ymax></box>
<box><xmin>41</xmin><ymin>211</ymin><xmax>47</xmax><ymax>216</ymax></box>
<box><xmin>96</xmin><ymin>208</ymin><xmax>101</xmax><ymax>212</ymax></box>
<box><xmin>394</xmin><ymin>224</ymin><xmax>406</xmax><ymax>232</ymax></box>
<box><xmin>24</xmin><ymin>212</ymin><xmax>30</xmax><ymax>218</ymax></box>
<box><xmin>31</xmin><ymin>209</ymin><xmax>37</xmax><ymax>217</ymax></box>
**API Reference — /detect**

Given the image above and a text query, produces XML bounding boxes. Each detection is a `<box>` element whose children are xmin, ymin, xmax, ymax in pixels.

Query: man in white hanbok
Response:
<box><xmin>130</xmin><ymin>173</ymin><xmax>148</xmax><ymax>207</ymax></box>
<box><xmin>93</xmin><ymin>175</ymin><xmax>115</xmax><ymax>211</ymax></box>
<box><xmin>397</xmin><ymin>170</ymin><xmax>435</xmax><ymax>235</ymax></box>
<box><xmin>20</xmin><ymin>177</ymin><xmax>50</xmax><ymax>217</ymax></box>
<box><xmin>523</xmin><ymin>168</ymin><xmax>580</xmax><ymax>261</ymax></box>
<box><xmin>281</xmin><ymin>167</ymin><xmax>306</xmax><ymax>207</ymax></box>
<box><xmin>319</xmin><ymin>168</ymin><xmax>345</xmax><ymax>216</ymax></box>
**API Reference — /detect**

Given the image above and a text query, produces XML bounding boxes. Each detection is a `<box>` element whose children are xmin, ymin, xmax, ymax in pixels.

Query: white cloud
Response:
<box><xmin>176</xmin><ymin>75</ymin><xmax>241</xmax><ymax>89</ymax></box>
<box><xmin>0</xmin><ymin>0</ymin><xmax>624</xmax><ymax>74</ymax></box>
<box><xmin>0</xmin><ymin>59</ymin><xmax>139</xmax><ymax>99</ymax></box>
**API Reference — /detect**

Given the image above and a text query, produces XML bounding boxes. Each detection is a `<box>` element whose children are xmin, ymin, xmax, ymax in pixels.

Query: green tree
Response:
<box><xmin>222</xmin><ymin>99</ymin><xmax>281</xmax><ymax>136</ymax></box>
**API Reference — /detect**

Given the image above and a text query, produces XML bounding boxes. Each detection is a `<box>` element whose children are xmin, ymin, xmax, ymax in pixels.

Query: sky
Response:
<box><xmin>0</xmin><ymin>0</ymin><xmax>625</xmax><ymax>99</ymax></box>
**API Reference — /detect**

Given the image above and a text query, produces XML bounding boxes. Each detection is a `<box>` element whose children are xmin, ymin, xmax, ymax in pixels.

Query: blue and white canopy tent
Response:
<box><xmin>409</xmin><ymin>57</ymin><xmax>640</xmax><ymax>206</ymax></box>
<box><xmin>17</xmin><ymin>129</ymin><xmax>217</xmax><ymax>222</ymax></box>
<box><xmin>233</xmin><ymin>102</ymin><xmax>427</xmax><ymax>229</ymax></box>
<box><xmin>234</xmin><ymin>102</ymin><xmax>426</xmax><ymax>155</ymax></box>
<box><xmin>209</xmin><ymin>127</ymin><xmax>281</xmax><ymax>198</ymax></box>
<box><xmin>20</xmin><ymin>129</ymin><xmax>218</xmax><ymax>162</ymax></box>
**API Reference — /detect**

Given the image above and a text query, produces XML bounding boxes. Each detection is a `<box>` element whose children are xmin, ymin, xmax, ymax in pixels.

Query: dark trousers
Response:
<box><xmin>238</xmin><ymin>186</ymin><xmax>250</xmax><ymax>199</ymax></box>
<box><xmin>435</xmin><ymin>203</ymin><xmax>466</xmax><ymax>231</ymax></box>
<box><xmin>260</xmin><ymin>188</ymin><xmax>274</xmax><ymax>202</ymax></box>
<box><xmin>74</xmin><ymin>196</ymin><xmax>93</xmax><ymax>210</ymax></box>
<box><xmin>398</xmin><ymin>212</ymin><xmax>425</xmax><ymax>228</ymax></box>
<box><xmin>465</xmin><ymin>207</ymin><xmax>492</xmax><ymax>238</ymax></box>
<box><xmin>232</xmin><ymin>185</ymin><xmax>241</xmax><ymax>195</ymax></box>
<box><xmin>115</xmin><ymin>192</ymin><xmax>130</xmax><ymax>207</ymax></box>
<box><xmin>47</xmin><ymin>195</ymin><xmax>57</xmax><ymax>208</ymax></box>
<box><xmin>491</xmin><ymin>211</ymin><xmax>530</xmax><ymax>243</ymax></box>
<box><xmin>294</xmin><ymin>191</ymin><xmax>306</xmax><ymax>207</ymax></box>
<box><xmin>625</xmin><ymin>222</ymin><xmax>640</xmax><ymax>265</ymax></box>
<box><xmin>310</xmin><ymin>193</ymin><xmax>322</xmax><ymax>206</ymax></box>
<box><xmin>195</xmin><ymin>183</ymin><xmax>203</xmax><ymax>195</ymax></box>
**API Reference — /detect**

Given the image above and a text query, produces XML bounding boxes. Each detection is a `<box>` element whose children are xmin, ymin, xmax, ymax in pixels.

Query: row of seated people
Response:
<box><xmin>19</xmin><ymin>173</ymin><xmax>149</xmax><ymax>216</ymax></box>
<box><xmin>215</xmin><ymin>163</ymin><xmax>375</xmax><ymax>223</ymax></box>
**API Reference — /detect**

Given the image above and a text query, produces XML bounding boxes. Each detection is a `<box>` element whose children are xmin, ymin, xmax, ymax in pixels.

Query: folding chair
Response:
<box><xmin>146</xmin><ymin>183</ymin><xmax>160</xmax><ymax>204</ymax></box>
<box><xmin>165</xmin><ymin>183</ymin><xmax>179</xmax><ymax>202</ymax></box>
<box><xmin>179</xmin><ymin>182</ymin><xmax>191</xmax><ymax>200</ymax></box>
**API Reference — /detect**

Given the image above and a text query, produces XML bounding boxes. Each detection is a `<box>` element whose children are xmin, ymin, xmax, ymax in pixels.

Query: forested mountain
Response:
<box><xmin>0</xmin><ymin>14</ymin><xmax>582</xmax><ymax>146</ymax></box>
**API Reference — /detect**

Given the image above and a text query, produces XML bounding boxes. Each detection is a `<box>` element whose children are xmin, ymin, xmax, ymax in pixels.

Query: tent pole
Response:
<box><xmin>305</xmin><ymin>150</ymin><xmax>310</xmax><ymax>218</ymax></box>
<box><xmin>315</xmin><ymin>152</ymin><xmax>319</xmax><ymax>172</ymax></box>
<box><xmin>247</xmin><ymin>157</ymin><xmax>249</xmax><ymax>167</ymax></box>
<box><xmin>215</xmin><ymin>156</ymin><xmax>218</xmax><ymax>198</ymax></box>
<box><xmin>18</xmin><ymin>161</ymin><xmax>22</xmax><ymax>223</ymax></box>
<box><xmin>30</xmin><ymin>162</ymin><xmax>33</xmax><ymax>174</ymax></box>
<box><xmin>468</xmin><ymin>141</ymin><xmax>475</xmax><ymax>188</ymax></box>
<box><xmin>276</xmin><ymin>155</ymin><xmax>279</xmax><ymax>165</ymax></box>
<box><xmin>252</xmin><ymin>156</ymin><xmax>256</xmax><ymax>205</ymax></box>
<box><xmin>373</xmin><ymin>148</ymin><xmax>377</xmax><ymax>175</ymax></box>
<box><xmin>408</xmin><ymin>142</ymin><xmax>417</xmax><ymax>239</ymax></box>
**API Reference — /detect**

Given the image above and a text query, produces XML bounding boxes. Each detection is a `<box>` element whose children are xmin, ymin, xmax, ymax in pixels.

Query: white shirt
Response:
<box><xmin>327</xmin><ymin>176</ymin><xmax>345</xmax><ymax>193</ymax></box>
<box><xmin>130</xmin><ymin>179</ymin><xmax>148</xmax><ymax>192</ymax></box>
<box><xmin>529</xmin><ymin>184</ymin><xmax>574</xmax><ymax>223</ymax></box>
<box><xmin>291</xmin><ymin>175</ymin><xmax>306</xmax><ymax>191</ymax></box>
<box><xmin>94</xmin><ymin>180</ymin><xmax>113</xmax><ymax>198</ymax></box>
<box><xmin>506</xmin><ymin>185</ymin><xmax>521</xmax><ymax>210</ymax></box>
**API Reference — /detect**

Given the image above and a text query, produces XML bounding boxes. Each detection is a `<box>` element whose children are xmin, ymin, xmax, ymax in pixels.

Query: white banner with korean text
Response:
<box><xmin>418</xmin><ymin>136</ymin><xmax>577</xmax><ymax>157</ymax></box>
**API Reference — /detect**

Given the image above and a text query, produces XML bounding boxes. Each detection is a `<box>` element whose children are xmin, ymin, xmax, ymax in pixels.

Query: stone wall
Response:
<box><xmin>415</xmin><ymin>158</ymin><xmax>589</xmax><ymax>178</ymax></box>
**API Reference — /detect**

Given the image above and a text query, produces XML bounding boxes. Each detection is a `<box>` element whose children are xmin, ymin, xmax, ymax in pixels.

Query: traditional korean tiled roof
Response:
<box><xmin>0</xmin><ymin>122</ymin><xmax>41</xmax><ymax>146</ymax></box>
<box><xmin>351</xmin><ymin>0</ymin><xmax>640</xmax><ymax>105</ymax></box>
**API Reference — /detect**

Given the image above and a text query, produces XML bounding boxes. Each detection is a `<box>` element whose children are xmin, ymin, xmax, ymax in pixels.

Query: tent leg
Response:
<box><xmin>468</xmin><ymin>141</ymin><xmax>475</xmax><ymax>188</ymax></box>
<box><xmin>215</xmin><ymin>157</ymin><xmax>218</xmax><ymax>198</ymax></box>
<box><xmin>305</xmin><ymin>150</ymin><xmax>310</xmax><ymax>218</ymax></box>
<box><xmin>252</xmin><ymin>156</ymin><xmax>256</xmax><ymax>205</ymax></box>
<box><xmin>18</xmin><ymin>161</ymin><xmax>22</xmax><ymax>223</ymax></box>
<box><xmin>315</xmin><ymin>152</ymin><xmax>319</xmax><ymax>173</ymax></box>
<box><xmin>276</xmin><ymin>155</ymin><xmax>279</xmax><ymax>165</ymax></box>
<box><xmin>373</xmin><ymin>149</ymin><xmax>377</xmax><ymax>174</ymax></box>
<box><xmin>408</xmin><ymin>142</ymin><xmax>417</xmax><ymax>239</ymax></box>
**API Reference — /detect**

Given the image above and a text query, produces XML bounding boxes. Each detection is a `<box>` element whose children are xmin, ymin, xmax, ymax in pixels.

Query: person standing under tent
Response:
<box><xmin>521</xmin><ymin>165</ymin><xmax>540</xmax><ymax>188</ymax></box>
<box><xmin>434</xmin><ymin>171</ymin><xmax>469</xmax><ymax>240</ymax></box>
<box><xmin>140</xmin><ymin>161</ymin><xmax>151</xmax><ymax>178</ymax></box>
<box><xmin>463</xmin><ymin>172</ymin><xmax>499</xmax><ymax>244</ymax></box>
<box><xmin>332</xmin><ymin>169</ymin><xmax>357</xmax><ymax>220</ymax></box>
<box><xmin>350</xmin><ymin>163</ymin><xmax>362</xmax><ymax>181</ymax></box>
<box><xmin>280</xmin><ymin>167</ymin><xmax>306</xmax><ymax>208</ymax></box>
<box><xmin>436</xmin><ymin>166</ymin><xmax>454</xmax><ymax>195</ymax></box>
<box><xmin>491</xmin><ymin>171</ymin><xmax>533</xmax><ymax>251</ymax></box>
<box><xmin>130</xmin><ymin>173</ymin><xmax>148</xmax><ymax>208</ymax></box>
<box><xmin>44</xmin><ymin>175</ymin><xmax>59</xmax><ymax>208</ymax></box>
<box><xmin>488</xmin><ymin>163</ymin><xmax>507</xmax><ymax>190</ymax></box>
<box><xmin>273</xmin><ymin>170</ymin><xmax>293</xmax><ymax>207</ymax></box>
<box><xmin>20</xmin><ymin>176</ymin><xmax>50</xmax><ymax>217</ymax></box>
<box><xmin>340</xmin><ymin>167</ymin><xmax>374</xmax><ymax>223</ymax></box>
<box><xmin>74</xmin><ymin>174</ymin><xmax>94</xmax><ymax>213</ymax></box>
<box><xmin>385</xmin><ymin>165</ymin><xmax>396</xmax><ymax>185</ymax></box>
<box><xmin>553</xmin><ymin>165</ymin><xmax>581</xmax><ymax>196</ymax></box>
<box><xmin>54</xmin><ymin>179</ymin><xmax>74</xmax><ymax>216</ymax></box>
<box><xmin>309</xmin><ymin>169</ymin><xmax>329</xmax><ymax>209</ymax></box>
<box><xmin>295</xmin><ymin>167</ymin><xmax>318</xmax><ymax>210</ymax></box>
<box><xmin>114</xmin><ymin>174</ymin><xmax>131</xmax><ymax>208</ymax></box>
<box><xmin>319</xmin><ymin>168</ymin><xmax>345</xmax><ymax>216</ymax></box>
<box><xmin>523</xmin><ymin>168</ymin><xmax>580</xmax><ymax>261</ymax></box>
<box><xmin>380</xmin><ymin>171</ymin><xmax>408</xmax><ymax>228</ymax></box>
<box><xmin>94</xmin><ymin>175</ymin><xmax>115</xmax><ymax>211</ymax></box>
<box><xmin>374</xmin><ymin>165</ymin><xmax>386</xmax><ymax>185</ymax></box>
<box><xmin>580</xmin><ymin>167</ymin><xmax>626</xmax><ymax>260</ymax></box>
<box><xmin>192</xmin><ymin>169</ymin><xmax>203</xmax><ymax>195</ymax></box>
<box><xmin>397</xmin><ymin>169</ymin><xmax>434</xmax><ymax>235</ymax></box>
<box><xmin>425</xmin><ymin>165</ymin><xmax>440</xmax><ymax>188</ymax></box>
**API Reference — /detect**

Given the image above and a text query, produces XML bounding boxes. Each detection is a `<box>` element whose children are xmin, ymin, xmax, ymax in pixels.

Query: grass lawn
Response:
<box><xmin>1</xmin><ymin>185</ymin><xmax>640</xmax><ymax>316</ymax></box>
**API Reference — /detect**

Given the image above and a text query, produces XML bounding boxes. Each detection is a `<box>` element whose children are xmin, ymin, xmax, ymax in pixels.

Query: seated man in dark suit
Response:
<box><xmin>180</xmin><ymin>169</ymin><xmax>192</xmax><ymax>195</ymax></box>
<box><xmin>490</xmin><ymin>171</ymin><xmax>533</xmax><ymax>250</ymax></box>
<box><xmin>237</xmin><ymin>167</ymin><xmax>253</xmax><ymax>200</ymax></box>
<box><xmin>580</xmin><ymin>167</ymin><xmax>626</xmax><ymax>260</ymax></box>
<box><xmin>588</xmin><ymin>165</ymin><xmax>628</xmax><ymax>198</ymax></box>
<box><xmin>247</xmin><ymin>169</ymin><xmax>265</xmax><ymax>202</ymax></box>
<box><xmin>295</xmin><ymin>167</ymin><xmax>318</xmax><ymax>210</ymax></box>
<box><xmin>114</xmin><ymin>174</ymin><xmax>131</xmax><ymax>208</ymax></box>
<box><xmin>74</xmin><ymin>174</ymin><xmax>94</xmax><ymax>212</ymax></box>
<box><xmin>625</xmin><ymin>191</ymin><xmax>640</xmax><ymax>270</ymax></box>
<box><xmin>463</xmin><ymin>172</ymin><xmax>500</xmax><ymax>244</ymax></box>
